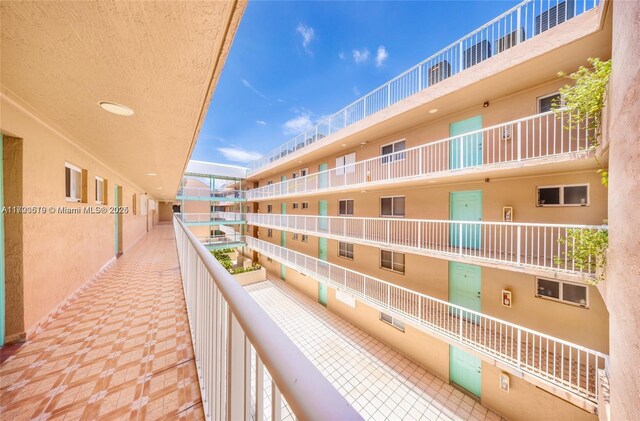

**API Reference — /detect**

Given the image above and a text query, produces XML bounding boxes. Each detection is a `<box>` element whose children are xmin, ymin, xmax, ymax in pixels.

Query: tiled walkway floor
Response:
<box><xmin>0</xmin><ymin>223</ymin><xmax>204</xmax><ymax>420</ymax></box>
<box><xmin>245</xmin><ymin>278</ymin><xmax>507</xmax><ymax>421</ymax></box>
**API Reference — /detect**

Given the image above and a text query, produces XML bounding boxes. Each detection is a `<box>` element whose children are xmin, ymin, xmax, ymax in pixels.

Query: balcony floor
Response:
<box><xmin>246</xmin><ymin>277</ymin><xmax>506</xmax><ymax>421</ymax></box>
<box><xmin>0</xmin><ymin>223</ymin><xmax>204</xmax><ymax>420</ymax></box>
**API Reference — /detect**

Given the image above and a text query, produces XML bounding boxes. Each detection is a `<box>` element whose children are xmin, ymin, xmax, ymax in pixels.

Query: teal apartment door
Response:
<box><xmin>280</xmin><ymin>175</ymin><xmax>287</xmax><ymax>196</ymax></box>
<box><xmin>280</xmin><ymin>202</ymin><xmax>286</xmax><ymax>280</ymax></box>
<box><xmin>318</xmin><ymin>237</ymin><xmax>328</xmax><ymax>306</ymax></box>
<box><xmin>449</xmin><ymin>261</ymin><xmax>481</xmax><ymax>317</ymax></box>
<box><xmin>318</xmin><ymin>200</ymin><xmax>328</xmax><ymax>232</ymax></box>
<box><xmin>450</xmin><ymin>116</ymin><xmax>483</xmax><ymax>169</ymax></box>
<box><xmin>450</xmin><ymin>190</ymin><xmax>482</xmax><ymax>249</ymax></box>
<box><xmin>450</xmin><ymin>346</ymin><xmax>482</xmax><ymax>398</ymax></box>
<box><xmin>318</xmin><ymin>163</ymin><xmax>328</xmax><ymax>189</ymax></box>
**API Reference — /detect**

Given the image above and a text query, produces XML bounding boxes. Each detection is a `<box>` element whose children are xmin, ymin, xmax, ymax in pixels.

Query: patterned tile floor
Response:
<box><xmin>0</xmin><ymin>223</ymin><xmax>204</xmax><ymax>420</ymax></box>
<box><xmin>245</xmin><ymin>278</ymin><xmax>507</xmax><ymax>421</ymax></box>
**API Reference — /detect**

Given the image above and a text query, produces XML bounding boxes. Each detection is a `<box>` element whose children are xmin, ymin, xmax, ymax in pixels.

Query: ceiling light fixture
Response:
<box><xmin>156</xmin><ymin>187</ymin><xmax>163</xmax><ymax>190</ymax></box>
<box><xmin>429</xmin><ymin>108</ymin><xmax>438</xmax><ymax>114</ymax></box>
<box><xmin>146</xmin><ymin>173</ymin><xmax>157</xmax><ymax>176</ymax></box>
<box><xmin>99</xmin><ymin>101</ymin><xmax>134</xmax><ymax>116</ymax></box>
<box><xmin>341</xmin><ymin>144</ymin><xmax>347</xmax><ymax>147</ymax></box>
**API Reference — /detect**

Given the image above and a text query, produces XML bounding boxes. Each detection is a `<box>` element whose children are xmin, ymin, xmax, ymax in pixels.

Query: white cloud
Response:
<box><xmin>338</xmin><ymin>51</ymin><xmax>345</xmax><ymax>60</ymax></box>
<box><xmin>296</xmin><ymin>23</ymin><xmax>315</xmax><ymax>54</ymax></box>
<box><xmin>256</xmin><ymin>120</ymin><xmax>266</xmax><ymax>125</ymax></box>
<box><xmin>217</xmin><ymin>147</ymin><xmax>262</xmax><ymax>163</ymax></box>
<box><xmin>375</xmin><ymin>46</ymin><xmax>388</xmax><ymax>67</ymax></box>
<box><xmin>241</xmin><ymin>78</ymin><xmax>266</xmax><ymax>99</ymax></box>
<box><xmin>352</xmin><ymin>48</ymin><xmax>370</xmax><ymax>64</ymax></box>
<box><xmin>283</xmin><ymin>114</ymin><xmax>314</xmax><ymax>136</ymax></box>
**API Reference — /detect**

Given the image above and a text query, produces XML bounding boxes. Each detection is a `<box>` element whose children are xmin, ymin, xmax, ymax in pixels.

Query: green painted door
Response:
<box><xmin>318</xmin><ymin>199</ymin><xmax>328</xmax><ymax>232</ymax></box>
<box><xmin>450</xmin><ymin>190</ymin><xmax>482</xmax><ymax>249</ymax></box>
<box><xmin>318</xmin><ymin>163</ymin><xmax>328</xmax><ymax>189</ymax></box>
<box><xmin>280</xmin><ymin>175</ymin><xmax>286</xmax><ymax>196</ymax></box>
<box><xmin>450</xmin><ymin>346</ymin><xmax>482</xmax><ymax>398</ymax></box>
<box><xmin>0</xmin><ymin>134</ymin><xmax>4</xmax><ymax>346</ymax></box>
<box><xmin>318</xmin><ymin>238</ymin><xmax>328</xmax><ymax>260</ymax></box>
<box><xmin>450</xmin><ymin>116</ymin><xmax>483</xmax><ymax>169</ymax></box>
<box><xmin>449</xmin><ymin>261</ymin><xmax>481</xmax><ymax>315</ymax></box>
<box><xmin>318</xmin><ymin>283</ymin><xmax>328</xmax><ymax>306</ymax></box>
<box><xmin>280</xmin><ymin>201</ymin><xmax>286</xmax><ymax>280</ymax></box>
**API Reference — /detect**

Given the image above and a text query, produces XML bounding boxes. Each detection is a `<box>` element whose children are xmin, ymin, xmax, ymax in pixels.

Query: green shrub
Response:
<box><xmin>556</xmin><ymin>224</ymin><xmax>608</xmax><ymax>284</ymax></box>
<box><xmin>229</xmin><ymin>265</ymin><xmax>262</xmax><ymax>275</ymax></box>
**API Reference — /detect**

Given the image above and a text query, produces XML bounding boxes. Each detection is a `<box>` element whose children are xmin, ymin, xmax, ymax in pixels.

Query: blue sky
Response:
<box><xmin>192</xmin><ymin>0</ymin><xmax>521</xmax><ymax>166</ymax></box>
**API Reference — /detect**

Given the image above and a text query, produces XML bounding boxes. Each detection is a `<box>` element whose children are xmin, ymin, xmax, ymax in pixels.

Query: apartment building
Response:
<box><xmin>235</xmin><ymin>0</ymin><xmax>637</xmax><ymax>419</ymax></box>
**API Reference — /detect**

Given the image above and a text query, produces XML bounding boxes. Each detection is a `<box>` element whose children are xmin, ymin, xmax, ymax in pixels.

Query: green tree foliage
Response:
<box><xmin>557</xmin><ymin>223</ymin><xmax>608</xmax><ymax>284</ymax></box>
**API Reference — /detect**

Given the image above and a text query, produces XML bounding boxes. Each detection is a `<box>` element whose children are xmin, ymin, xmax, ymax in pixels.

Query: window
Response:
<box><xmin>292</xmin><ymin>172</ymin><xmax>298</xmax><ymax>179</ymax></box>
<box><xmin>95</xmin><ymin>176</ymin><xmax>105</xmax><ymax>204</ymax></box>
<box><xmin>267</xmin><ymin>204</ymin><xmax>273</xmax><ymax>213</ymax></box>
<box><xmin>132</xmin><ymin>193</ymin><xmax>137</xmax><ymax>215</ymax></box>
<box><xmin>302</xmin><ymin>202</ymin><xmax>309</xmax><ymax>209</ymax></box>
<box><xmin>381</xmin><ymin>140</ymin><xmax>406</xmax><ymax>164</ymax></box>
<box><xmin>300</xmin><ymin>168</ymin><xmax>308</xmax><ymax>177</ymax></box>
<box><xmin>292</xmin><ymin>233</ymin><xmax>299</xmax><ymax>240</ymax></box>
<box><xmin>381</xmin><ymin>250</ymin><xmax>405</xmax><ymax>274</ymax></box>
<box><xmin>536</xmin><ymin>278</ymin><xmax>588</xmax><ymax>307</ymax></box>
<box><xmin>267</xmin><ymin>229</ymin><xmax>273</xmax><ymax>238</ymax></box>
<box><xmin>65</xmin><ymin>163</ymin><xmax>83</xmax><ymax>202</ymax></box>
<box><xmin>267</xmin><ymin>180</ymin><xmax>273</xmax><ymax>185</ymax></box>
<box><xmin>293</xmin><ymin>203</ymin><xmax>299</xmax><ymax>209</ymax></box>
<box><xmin>380</xmin><ymin>312</ymin><xmax>405</xmax><ymax>332</ymax></box>
<box><xmin>301</xmin><ymin>235</ymin><xmax>309</xmax><ymax>243</ymax></box>
<box><xmin>537</xmin><ymin>184</ymin><xmax>589</xmax><ymax>207</ymax></box>
<box><xmin>381</xmin><ymin>196</ymin><xmax>405</xmax><ymax>217</ymax></box>
<box><xmin>538</xmin><ymin>93</ymin><xmax>562</xmax><ymax>113</ymax></box>
<box><xmin>338</xmin><ymin>199</ymin><xmax>354</xmax><ymax>216</ymax></box>
<box><xmin>336</xmin><ymin>152</ymin><xmax>356</xmax><ymax>175</ymax></box>
<box><xmin>338</xmin><ymin>242</ymin><xmax>354</xmax><ymax>259</ymax></box>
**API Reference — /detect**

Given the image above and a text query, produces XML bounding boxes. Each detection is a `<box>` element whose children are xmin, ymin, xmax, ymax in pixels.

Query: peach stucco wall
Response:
<box><xmin>606</xmin><ymin>1</ymin><xmax>640</xmax><ymax>419</ymax></box>
<box><xmin>1</xmin><ymin>96</ymin><xmax>151</xmax><ymax>335</ymax></box>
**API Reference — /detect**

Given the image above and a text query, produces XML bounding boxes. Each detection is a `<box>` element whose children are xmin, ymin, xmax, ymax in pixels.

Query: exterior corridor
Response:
<box><xmin>0</xmin><ymin>224</ymin><xmax>204</xmax><ymax>420</ymax></box>
<box><xmin>246</xmin><ymin>277</ymin><xmax>506</xmax><ymax>421</ymax></box>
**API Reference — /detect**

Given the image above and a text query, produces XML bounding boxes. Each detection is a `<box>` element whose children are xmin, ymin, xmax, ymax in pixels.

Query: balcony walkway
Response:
<box><xmin>0</xmin><ymin>223</ymin><xmax>204</xmax><ymax>420</ymax></box>
<box><xmin>246</xmin><ymin>277</ymin><xmax>506</xmax><ymax>421</ymax></box>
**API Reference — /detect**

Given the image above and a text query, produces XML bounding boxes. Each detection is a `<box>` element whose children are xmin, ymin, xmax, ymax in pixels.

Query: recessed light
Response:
<box><xmin>341</xmin><ymin>144</ymin><xmax>347</xmax><ymax>147</ymax></box>
<box><xmin>99</xmin><ymin>101</ymin><xmax>134</xmax><ymax>116</ymax></box>
<box><xmin>298</xmin><ymin>160</ymin><xmax>303</xmax><ymax>163</ymax></box>
<box><xmin>156</xmin><ymin>187</ymin><xmax>163</xmax><ymax>190</ymax></box>
<box><xmin>429</xmin><ymin>108</ymin><xmax>438</xmax><ymax>114</ymax></box>
<box><xmin>146</xmin><ymin>173</ymin><xmax>157</xmax><ymax>176</ymax></box>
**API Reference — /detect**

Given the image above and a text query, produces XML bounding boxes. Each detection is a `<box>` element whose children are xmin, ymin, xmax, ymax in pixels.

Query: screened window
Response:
<box><xmin>336</xmin><ymin>153</ymin><xmax>356</xmax><ymax>175</ymax></box>
<box><xmin>65</xmin><ymin>163</ymin><xmax>83</xmax><ymax>202</ymax></box>
<box><xmin>292</xmin><ymin>233</ymin><xmax>299</xmax><ymax>240</ymax></box>
<box><xmin>536</xmin><ymin>277</ymin><xmax>588</xmax><ymax>307</ymax></box>
<box><xmin>267</xmin><ymin>229</ymin><xmax>273</xmax><ymax>238</ymax></box>
<box><xmin>538</xmin><ymin>93</ymin><xmax>562</xmax><ymax>113</ymax></box>
<box><xmin>301</xmin><ymin>235</ymin><xmax>309</xmax><ymax>243</ymax></box>
<box><xmin>381</xmin><ymin>196</ymin><xmax>405</xmax><ymax>217</ymax></box>
<box><xmin>338</xmin><ymin>242</ymin><xmax>354</xmax><ymax>259</ymax></box>
<box><xmin>381</xmin><ymin>140</ymin><xmax>406</xmax><ymax>164</ymax></box>
<box><xmin>380</xmin><ymin>312</ymin><xmax>405</xmax><ymax>331</ymax></box>
<box><xmin>537</xmin><ymin>184</ymin><xmax>589</xmax><ymax>206</ymax></box>
<box><xmin>302</xmin><ymin>202</ymin><xmax>309</xmax><ymax>209</ymax></box>
<box><xmin>300</xmin><ymin>168</ymin><xmax>308</xmax><ymax>176</ymax></box>
<box><xmin>381</xmin><ymin>250</ymin><xmax>405</xmax><ymax>274</ymax></box>
<box><xmin>293</xmin><ymin>203</ymin><xmax>299</xmax><ymax>209</ymax></box>
<box><xmin>267</xmin><ymin>204</ymin><xmax>273</xmax><ymax>213</ymax></box>
<box><xmin>338</xmin><ymin>199</ymin><xmax>354</xmax><ymax>216</ymax></box>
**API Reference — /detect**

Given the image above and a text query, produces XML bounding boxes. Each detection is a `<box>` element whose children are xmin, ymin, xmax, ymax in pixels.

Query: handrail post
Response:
<box><xmin>517</xmin><ymin>225</ymin><xmax>522</xmax><ymax>264</ymax></box>
<box><xmin>517</xmin><ymin>329</ymin><xmax>522</xmax><ymax>368</ymax></box>
<box><xmin>516</xmin><ymin>6</ymin><xmax>522</xmax><ymax>44</ymax></box>
<box><xmin>517</xmin><ymin>121</ymin><xmax>522</xmax><ymax>161</ymax></box>
<box><xmin>459</xmin><ymin>223</ymin><xmax>463</xmax><ymax>255</ymax></box>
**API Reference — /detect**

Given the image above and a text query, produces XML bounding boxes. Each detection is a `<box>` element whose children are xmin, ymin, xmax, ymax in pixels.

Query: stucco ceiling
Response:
<box><xmin>0</xmin><ymin>0</ymin><xmax>245</xmax><ymax>199</ymax></box>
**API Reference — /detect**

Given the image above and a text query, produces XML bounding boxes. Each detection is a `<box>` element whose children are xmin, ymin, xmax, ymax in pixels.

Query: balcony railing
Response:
<box><xmin>246</xmin><ymin>110</ymin><xmax>594</xmax><ymax>200</ymax></box>
<box><xmin>173</xmin><ymin>216</ymin><xmax>362</xmax><ymax>420</ymax></box>
<box><xmin>246</xmin><ymin>236</ymin><xmax>607</xmax><ymax>411</ymax></box>
<box><xmin>176</xmin><ymin>212</ymin><xmax>246</xmax><ymax>225</ymax></box>
<box><xmin>198</xmin><ymin>233</ymin><xmax>246</xmax><ymax>248</ymax></box>
<box><xmin>247</xmin><ymin>0</ymin><xmax>599</xmax><ymax>174</ymax></box>
<box><xmin>177</xmin><ymin>186</ymin><xmax>246</xmax><ymax>201</ymax></box>
<box><xmin>247</xmin><ymin>214</ymin><xmax>606</xmax><ymax>281</ymax></box>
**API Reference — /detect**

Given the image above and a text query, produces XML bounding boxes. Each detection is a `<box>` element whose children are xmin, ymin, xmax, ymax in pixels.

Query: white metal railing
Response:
<box><xmin>247</xmin><ymin>0</ymin><xmax>599</xmax><ymax>174</ymax></box>
<box><xmin>178</xmin><ymin>186</ymin><xmax>246</xmax><ymax>200</ymax></box>
<box><xmin>173</xmin><ymin>216</ymin><xmax>362</xmax><ymax>420</ymax></box>
<box><xmin>198</xmin><ymin>233</ymin><xmax>246</xmax><ymax>247</ymax></box>
<box><xmin>247</xmin><ymin>110</ymin><xmax>594</xmax><ymax>200</ymax></box>
<box><xmin>247</xmin><ymin>214</ymin><xmax>606</xmax><ymax>280</ymax></box>
<box><xmin>246</xmin><ymin>236</ymin><xmax>607</xmax><ymax>408</ymax></box>
<box><xmin>176</xmin><ymin>212</ymin><xmax>246</xmax><ymax>224</ymax></box>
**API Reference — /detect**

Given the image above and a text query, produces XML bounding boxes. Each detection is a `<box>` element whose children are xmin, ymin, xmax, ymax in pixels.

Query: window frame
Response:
<box><xmin>65</xmin><ymin>162</ymin><xmax>83</xmax><ymax>203</ymax></box>
<box><xmin>337</xmin><ymin>241</ymin><xmax>354</xmax><ymax>260</ymax></box>
<box><xmin>267</xmin><ymin>204</ymin><xmax>273</xmax><ymax>213</ymax></box>
<box><xmin>293</xmin><ymin>202</ymin><xmax>299</xmax><ymax>209</ymax></box>
<box><xmin>535</xmin><ymin>277</ymin><xmax>589</xmax><ymax>308</ymax></box>
<box><xmin>380</xmin><ymin>195</ymin><xmax>405</xmax><ymax>217</ymax></box>
<box><xmin>302</xmin><ymin>202</ymin><xmax>309</xmax><ymax>209</ymax></box>
<box><xmin>536</xmin><ymin>184</ymin><xmax>590</xmax><ymax>207</ymax></box>
<box><xmin>338</xmin><ymin>199</ymin><xmax>354</xmax><ymax>216</ymax></box>
<box><xmin>380</xmin><ymin>249</ymin><xmax>405</xmax><ymax>274</ymax></box>
<box><xmin>380</xmin><ymin>312</ymin><xmax>405</xmax><ymax>332</ymax></box>
<box><xmin>95</xmin><ymin>176</ymin><xmax>105</xmax><ymax>204</ymax></box>
<box><xmin>292</xmin><ymin>233</ymin><xmax>299</xmax><ymax>240</ymax></box>
<box><xmin>335</xmin><ymin>152</ymin><xmax>356</xmax><ymax>176</ymax></box>
<box><xmin>300</xmin><ymin>168</ymin><xmax>309</xmax><ymax>177</ymax></box>
<box><xmin>380</xmin><ymin>139</ymin><xmax>406</xmax><ymax>164</ymax></box>
<box><xmin>267</xmin><ymin>228</ymin><xmax>273</xmax><ymax>238</ymax></box>
<box><xmin>537</xmin><ymin>92</ymin><xmax>563</xmax><ymax>113</ymax></box>
<box><xmin>301</xmin><ymin>235</ymin><xmax>309</xmax><ymax>243</ymax></box>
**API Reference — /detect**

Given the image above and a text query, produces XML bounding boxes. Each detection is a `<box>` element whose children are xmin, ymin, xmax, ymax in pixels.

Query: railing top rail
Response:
<box><xmin>248</xmin><ymin>236</ymin><xmax>607</xmax><ymax>357</ymax></box>
<box><xmin>249</xmin><ymin>109</ymin><xmax>577</xmax><ymax>194</ymax></box>
<box><xmin>174</xmin><ymin>216</ymin><xmax>362</xmax><ymax>420</ymax></box>
<box><xmin>247</xmin><ymin>213</ymin><xmax>606</xmax><ymax>230</ymax></box>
